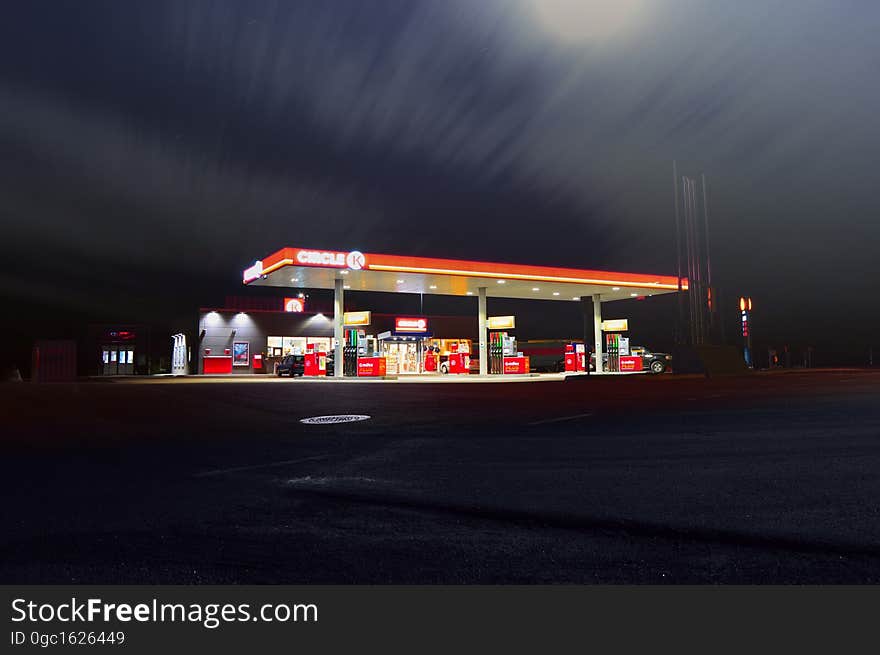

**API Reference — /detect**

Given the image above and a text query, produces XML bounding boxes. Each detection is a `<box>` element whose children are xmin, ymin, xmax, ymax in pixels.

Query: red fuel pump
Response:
<box><xmin>564</xmin><ymin>343</ymin><xmax>587</xmax><ymax>372</ymax></box>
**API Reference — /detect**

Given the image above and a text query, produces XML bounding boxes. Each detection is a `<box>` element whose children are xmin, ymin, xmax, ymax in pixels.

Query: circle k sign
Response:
<box><xmin>346</xmin><ymin>250</ymin><xmax>366</xmax><ymax>270</ymax></box>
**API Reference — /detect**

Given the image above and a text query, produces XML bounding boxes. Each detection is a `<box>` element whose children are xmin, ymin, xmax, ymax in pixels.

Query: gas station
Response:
<box><xmin>236</xmin><ymin>246</ymin><xmax>684</xmax><ymax>378</ymax></box>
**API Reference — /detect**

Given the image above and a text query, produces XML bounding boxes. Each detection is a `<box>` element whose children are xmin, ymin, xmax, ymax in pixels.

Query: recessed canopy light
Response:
<box><xmin>612</xmin><ymin>287</ymin><xmax>620</xmax><ymax>291</ymax></box>
<box><xmin>291</xmin><ymin>277</ymin><xmax>299</xmax><ymax>282</ymax></box>
<box><xmin>396</xmin><ymin>279</ymin><xmax>404</xmax><ymax>284</ymax></box>
<box><xmin>630</xmin><ymin>293</ymin><xmax>639</xmax><ymax>297</ymax></box>
<box><xmin>466</xmin><ymin>291</ymin><xmax>473</xmax><ymax>296</ymax></box>
<box><xmin>497</xmin><ymin>280</ymin><xmax>506</xmax><ymax>284</ymax></box>
<box><xmin>552</xmin><ymin>292</ymin><xmax>560</xmax><ymax>296</ymax></box>
<box><xmin>340</xmin><ymin>270</ymin><xmax>349</xmax><ymax>275</ymax></box>
<box><xmin>532</xmin><ymin>287</ymin><xmax>540</xmax><ymax>292</ymax></box>
<box><xmin>343</xmin><ymin>285</ymin><xmax>351</xmax><ymax>289</ymax></box>
<box><xmin>429</xmin><ymin>285</ymin><xmax>437</xmax><ymax>289</ymax></box>
<box><xmin>573</xmin><ymin>297</ymin><xmax>580</xmax><ymax>301</ymax></box>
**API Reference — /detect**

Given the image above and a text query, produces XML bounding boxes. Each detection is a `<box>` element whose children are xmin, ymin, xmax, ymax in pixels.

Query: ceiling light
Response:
<box><xmin>497</xmin><ymin>280</ymin><xmax>506</xmax><ymax>284</ymax></box>
<box><xmin>429</xmin><ymin>285</ymin><xmax>437</xmax><ymax>289</ymax></box>
<box><xmin>291</xmin><ymin>277</ymin><xmax>299</xmax><ymax>283</ymax></box>
<box><xmin>340</xmin><ymin>270</ymin><xmax>349</xmax><ymax>275</ymax></box>
<box><xmin>573</xmin><ymin>297</ymin><xmax>580</xmax><ymax>301</ymax></box>
<box><xmin>612</xmin><ymin>287</ymin><xmax>620</xmax><ymax>291</ymax></box>
<box><xmin>532</xmin><ymin>287</ymin><xmax>540</xmax><ymax>292</ymax></box>
<box><xmin>552</xmin><ymin>292</ymin><xmax>560</xmax><ymax>296</ymax></box>
<box><xmin>630</xmin><ymin>293</ymin><xmax>639</xmax><ymax>297</ymax></box>
<box><xmin>343</xmin><ymin>285</ymin><xmax>351</xmax><ymax>290</ymax></box>
<box><xmin>396</xmin><ymin>279</ymin><xmax>404</xmax><ymax>284</ymax></box>
<box><xmin>466</xmin><ymin>291</ymin><xmax>473</xmax><ymax>296</ymax></box>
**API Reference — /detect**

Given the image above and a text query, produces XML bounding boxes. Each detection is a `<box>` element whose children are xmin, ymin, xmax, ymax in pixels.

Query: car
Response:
<box><xmin>631</xmin><ymin>346</ymin><xmax>672</xmax><ymax>374</ymax></box>
<box><xmin>589</xmin><ymin>347</ymin><xmax>672</xmax><ymax>374</ymax></box>
<box><xmin>276</xmin><ymin>354</ymin><xmax>305</xmax><ymax>377</ymax></box>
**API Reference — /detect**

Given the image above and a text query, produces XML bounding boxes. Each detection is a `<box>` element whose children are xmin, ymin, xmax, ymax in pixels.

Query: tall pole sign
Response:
<box><xmin>740</xmin><ymin>296</ymin><xmax>753</xmax><ymax>367</ymax></box>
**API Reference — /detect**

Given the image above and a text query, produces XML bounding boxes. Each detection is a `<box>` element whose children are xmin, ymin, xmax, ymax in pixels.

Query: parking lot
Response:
<box><xmin>2</xmin><ymin>369</ymin><xmax>880</xmax><ymax>583</ymax></box>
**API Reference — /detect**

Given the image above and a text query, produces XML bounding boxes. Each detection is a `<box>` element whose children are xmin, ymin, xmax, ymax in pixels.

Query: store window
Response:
<box><xmin>110</xmin><ymin>350</ymin><xmax>117</xmax><ymax>362</ymax></box>
<box><xmin>102</xmin><ymin>350</ymin><xmax>109</xmax><ymax>364</ymax></box>
<box><xmin>307</xmin><ymin>337</ymin><xmax>331</xmax><ymax>353</ymax></box>
<box><xmin>127</xmin><ymin>351</ymin><xmax>134</xmax><ymax>365</ymax></box>
<box><xmin>267</xmin><ymin>336</ymin><xmax>283</xmax><ymax>357</ymax></box>
<box><xmin>268</xmin><ymin>336</ymin><xmax>331</xmax><ymax>356</ymax></box>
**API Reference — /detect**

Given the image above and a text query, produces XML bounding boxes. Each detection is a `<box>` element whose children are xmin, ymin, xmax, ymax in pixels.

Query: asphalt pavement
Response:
<box><xmin>2</xmin><ymin>369</ymin><xmax>880</xmax><ymax>583</ymax></box>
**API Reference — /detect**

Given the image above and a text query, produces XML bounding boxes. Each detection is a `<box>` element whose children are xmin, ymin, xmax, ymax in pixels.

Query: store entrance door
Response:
<box><xmin>382</xmin><ymin>340</ymin><xmax>422</xmax><ymax>374</ymax></box>
<box><xmin>102</xmin><ymin>345</ymin><xmax>135</xmax><ymax>375</ymax></box>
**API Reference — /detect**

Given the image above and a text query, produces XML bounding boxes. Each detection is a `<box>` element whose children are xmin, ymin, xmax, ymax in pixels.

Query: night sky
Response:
<box><xmin>2</xmin><ymin>1</ymin><xmax>878</xmax><ymax>366</ymax></box>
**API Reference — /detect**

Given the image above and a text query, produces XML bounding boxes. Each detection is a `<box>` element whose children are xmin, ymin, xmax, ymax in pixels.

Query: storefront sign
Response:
<box><xmin>343</xmin><ymin>311</ymin><xmax>372</xmax><ymax>326</ymax></box>
<box><xmin>487</xmin><ymin>315</ymin><xmax>516</xmax><ymax>330</ymax></box>
<box><xmin>283</xmin><ymin>297</ymin><xmax>305</xmax><ymax>313</ymax></box>
<box><xmin>395</xmin><ymin>317</ymin><xmax>428</xmax><ymax>333</ymax></box>
<box><xmin>601</xmin><ymin>319</ymin><xmax>629</xmax><ymax>332</ymax></box>
<box><xmin>294</xmin><ymin>249</ymin><xmax>367</xmax><ymax>270</ymax></box>
<box><xmin>242</xmin><ymin>260</ymin><xmax>263</xmax><ymax>282</ymax></box>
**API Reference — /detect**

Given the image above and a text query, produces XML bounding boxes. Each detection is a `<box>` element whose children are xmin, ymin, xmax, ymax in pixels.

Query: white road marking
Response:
<box><xmin>528</xmin><ymin>412</ymin><xmax>594</xmax><ymax>426</ymax></box>
<box><xmin>194</xmin><ymin>454</ymin><xmax>328</xmax><ymax>478</ymax></box>
<box><xmin>300</xmin><ymin>414</ymin><xmax>371</xmax><ymax>424</ymax></box>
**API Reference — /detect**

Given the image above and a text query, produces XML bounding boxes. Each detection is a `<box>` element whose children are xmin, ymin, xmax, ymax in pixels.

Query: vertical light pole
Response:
<box><xmin>740</xmin><ymin>296</ymin><xmax>752</xmax><ymax>368</ymax></box>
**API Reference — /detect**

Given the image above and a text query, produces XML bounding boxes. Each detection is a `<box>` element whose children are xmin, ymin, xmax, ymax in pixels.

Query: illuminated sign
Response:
<box><xmin>395</xmin><ymin>317</ymin><xmax>428</xmax><ymax>333</ymax></box>
<box><xmin>345</xmin><ymin>250</ymin><xmax>365</xmax><ymax>270</ymax></box>
<box><xmin>343</xmin><ymin>311</ymin><xmax>371</xmax><ymax>326</ymax></box>
<box><xmin>294</xmin><ymin>249</ymin><xmax>368</xmax><ymax>269</ymax></box>
<box><xmin>601</xmin><ymin>319</ymin><xmax>629</xmax><ymax>332</ymax></box>
<box><xmin>283</xmin><ymin>297</ymin><xmax>305</xmax><ymax>313</ymax></box>
<box><xmin>242</xmin><ymin>260</ymin><xmax>263</xmax><ymax>282</ymax></box>
<box><xmin>487</xmin><ymin>315</ymin><xmax>516</xmax><ymax>330</ymax></box>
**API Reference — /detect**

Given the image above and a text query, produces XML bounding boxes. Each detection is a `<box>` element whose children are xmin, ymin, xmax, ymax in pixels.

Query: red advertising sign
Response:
<box><xmin>395</xmin><ymin>317</ymin><xmax>428</xmax><ymax>333</ymax></box>
<box><xmin>503</xmin><ymin>356</ymin><xmax>529</xmax><ymax>374</ymax></box>
<box><xmin>357</xmin><ymin>357</ymin><xmax>387</xmax><ymax>377</ymax></box>
<box><xmin>283</xmin><ymin>297</ymin><xmax>305</xmax><ymax>312</ymax></box>
<box><xmin>619</xmin><ymin>356</ymin><xmax>642</xmax><ymax>372</ymax></box>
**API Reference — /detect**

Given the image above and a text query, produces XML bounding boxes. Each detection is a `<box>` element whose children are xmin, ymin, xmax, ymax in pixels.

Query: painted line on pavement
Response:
<box><xmin>528</xmin><ymin>412</ymin><xmax>594</xmax><ymax>426</ymax></box>
<box><xmin>195</xmin><ymin>454</ymin><xmax>329</xmax><ymax>478</ymax></box>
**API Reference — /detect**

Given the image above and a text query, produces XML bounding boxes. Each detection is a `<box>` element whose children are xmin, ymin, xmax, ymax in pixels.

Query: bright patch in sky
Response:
<box><xmin>527</xmin><ymin>0</ymin><xmax>647</xmax><ymax>44</ymax></box>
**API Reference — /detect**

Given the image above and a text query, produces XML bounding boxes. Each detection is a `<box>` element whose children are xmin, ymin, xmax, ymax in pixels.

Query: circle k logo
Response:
<box><xmin>346</xmin><ymin>250</ymin><xmax>366</xmax><ymax>270</ymax></box>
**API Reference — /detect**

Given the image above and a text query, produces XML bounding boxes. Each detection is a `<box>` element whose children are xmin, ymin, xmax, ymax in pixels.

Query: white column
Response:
<box><xmin>478</xmin><ymin>286</ymin><xmax>488</xmax><ymax>376</ymax></box>
<box><xmin>592</xmin><ymin>293</ymin><xmax>603</xmax><ymax>375</ymax></box>
<box><xmin>334</xmin><ymin>277</ymin><xmax>344</xmax><ymax>377</ymax></box>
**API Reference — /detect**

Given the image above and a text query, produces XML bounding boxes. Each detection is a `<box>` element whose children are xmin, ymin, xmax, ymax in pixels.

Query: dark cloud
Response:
<box><xmin>1</xmin><ymin>0</ymin><xmax>878</xmax><ymax>361</ymax></box>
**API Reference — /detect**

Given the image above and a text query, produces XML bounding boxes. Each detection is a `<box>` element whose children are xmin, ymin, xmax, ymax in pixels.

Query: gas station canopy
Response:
<box><xmin>243</xmin><ymin>247</ymin><xmax>684</xmax><ymax>301</ymax></box>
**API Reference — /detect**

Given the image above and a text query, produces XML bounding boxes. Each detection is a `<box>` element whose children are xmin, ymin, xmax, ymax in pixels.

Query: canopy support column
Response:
<box><xmin>478</xmin><ymin>287</ymin><xmax>487</xmax><ymax>376</ymax></box>
<box><xmin>334</xmin><ymin>277</ymin><xmax>344</xmax><ymax>377</ymax></box>
<box><xmin>593</xmin><ymin>293</ymin><xmax>603</xmax><ymax>375</ymax></box>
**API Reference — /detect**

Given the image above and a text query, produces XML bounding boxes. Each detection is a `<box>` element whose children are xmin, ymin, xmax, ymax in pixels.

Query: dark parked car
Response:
<box><xmin>276</xmin><ymin>354</ymin><xmax>304</xmax><ymax>377</ymax></box>
<box><xmin>590</xmin><ymin>346</ymin><xmax>672</xmax><ymax>374</ymax></box>
<box><xmin>634</xmin><ymin>346</ymin><xmax>672</xmax><ymax>374</ymax></box>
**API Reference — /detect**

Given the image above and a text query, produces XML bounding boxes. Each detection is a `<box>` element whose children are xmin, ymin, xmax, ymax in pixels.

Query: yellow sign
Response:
<box><xmin>601</xmin><ymin>319</ymin><xmax>628</xmax><ymax>332</ymax></box>
<box><xmin>487</xmin><ymin>315</ymin><xmax>516</xmax><ymax>330</ymax></box>
<box><xmin>343</xmin><ymin>311</ymin><xmax>371</xmax><ymax>326</ymax></box>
